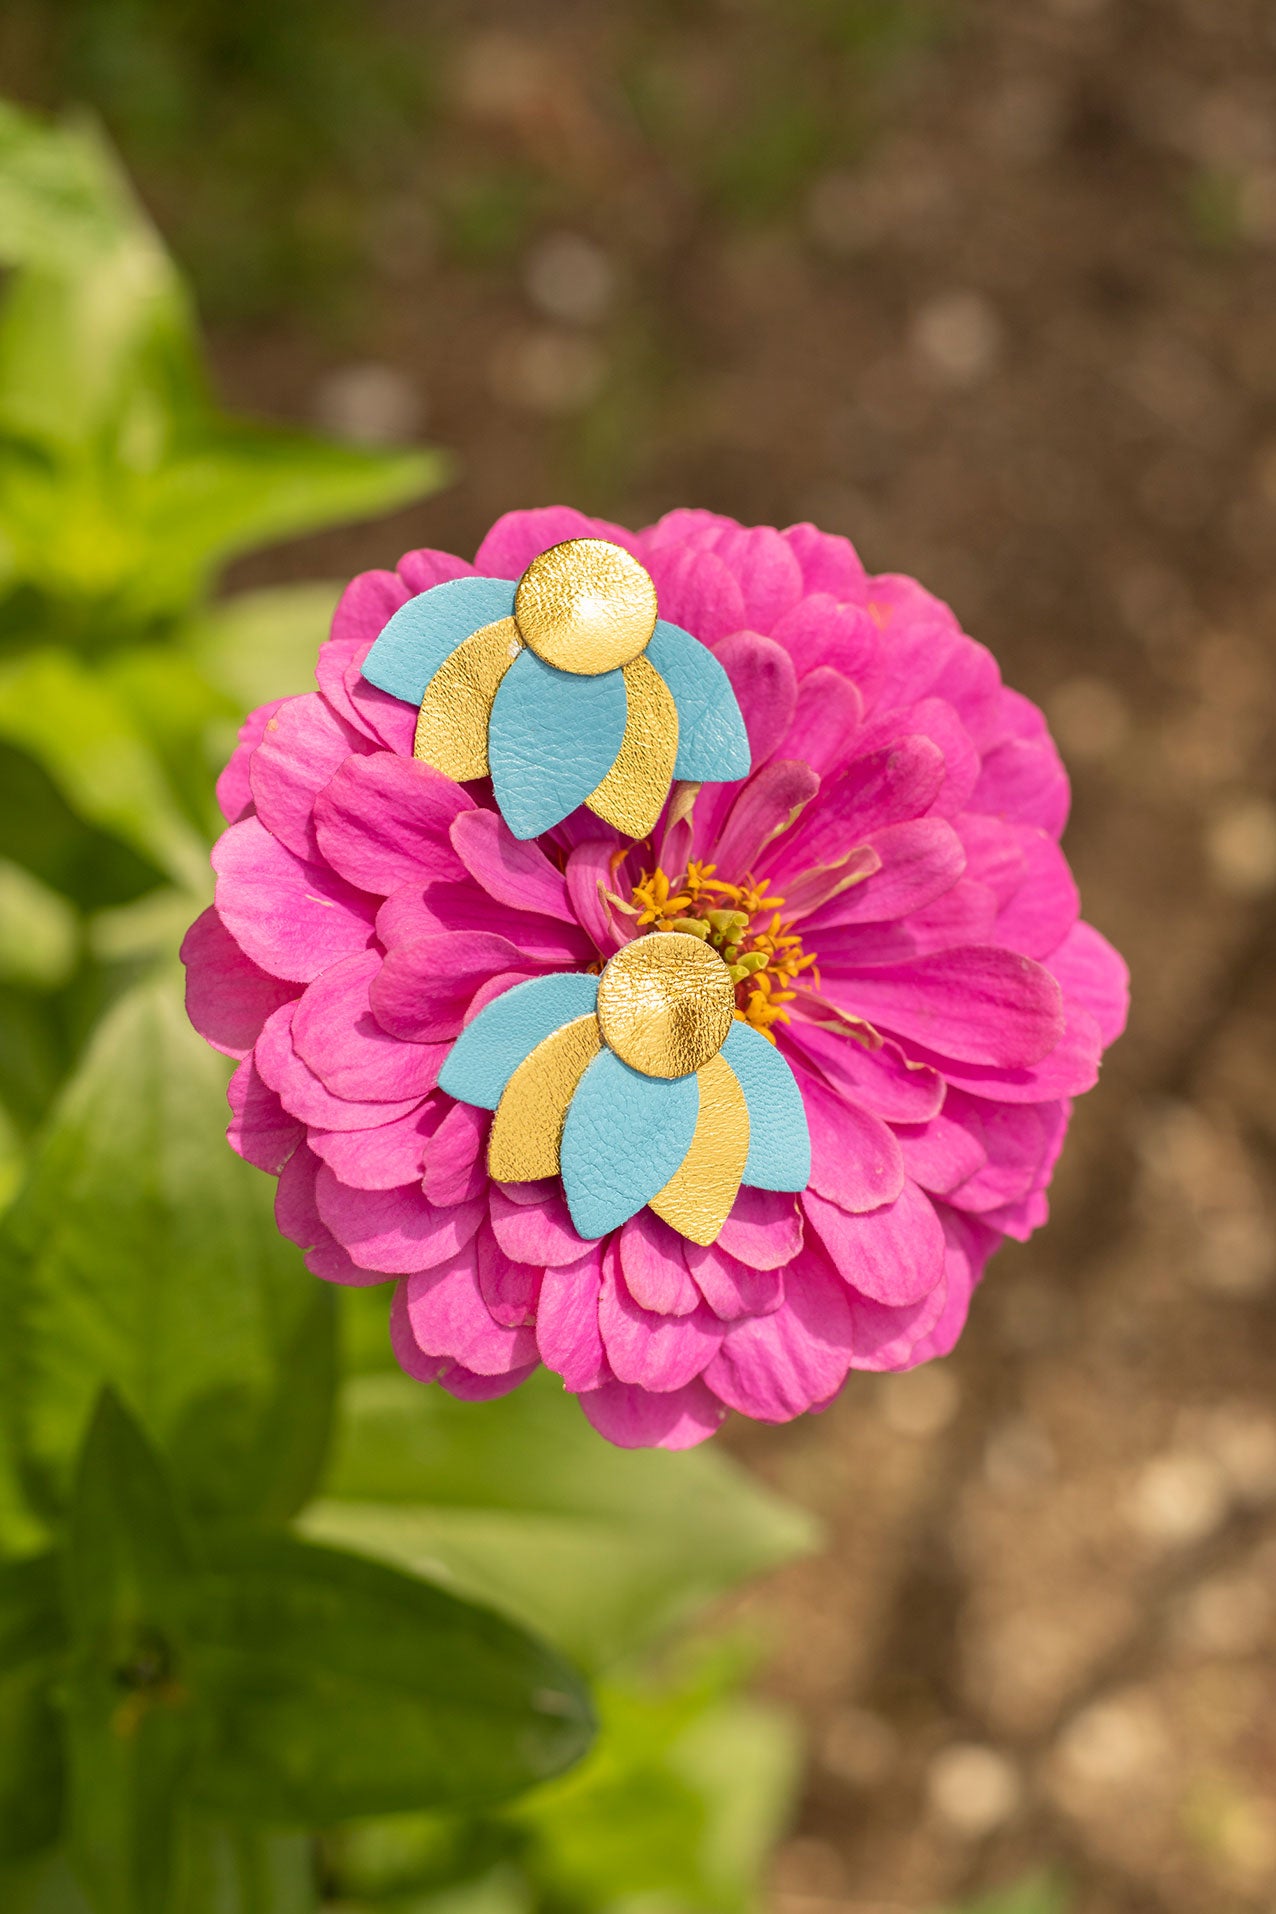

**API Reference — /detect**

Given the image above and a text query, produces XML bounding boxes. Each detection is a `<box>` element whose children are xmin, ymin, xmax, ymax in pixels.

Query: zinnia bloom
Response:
<box><xmin>183</xmin><ymin>505</ymin><xmax>1128</xmax><ymax>1450</ymax></box>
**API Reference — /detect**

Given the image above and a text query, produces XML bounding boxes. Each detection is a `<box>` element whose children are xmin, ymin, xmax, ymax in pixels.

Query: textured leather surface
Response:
<box><xmin>649</xmin><ymin>1052</ymin><xmax>750</xmax><ymax>1245</ymax></box>
<box><xmin>438</xmin><ymin>972</ymin><xmax>599</xmax><ymax>1110</ymax></box>
<box><xmin>646</xmin><ymin>620</ymin><xmax>751</xmax><ymax>783</ymax></box>
<box><xmin>584</xmin><ymin>655</ymin><xmax>678</xmax><ymax>839</ymax></box>
<box><xmin>560</xmin><ymin>1049</ymin><xmax>700</xmax><ymax>1239</ymax></box>
<box><xmin>487</xmin><ymin>1014</ymin><xmax>601</xmax><ymax>1180</ymax></box>
<box><xmin>488</xmin><ymin>650</ymin><xmax>628</xmax><ymax>840</ymax></box>
<box><xmin>362</xmin><ymin>577</ymin><xmax>516</xmax><ymax>706</ymax></box>
<box><xmin>721</xmin><ymin>1021</ymin><xmax>811</xmax><ymax>1191</ymax></box>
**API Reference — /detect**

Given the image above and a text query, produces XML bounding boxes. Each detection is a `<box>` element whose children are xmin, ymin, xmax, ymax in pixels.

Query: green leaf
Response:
<box><xmin>0</xmin><ymin>973</ymin><xmax>330</xmax><ymax>1528</ymax></box>
<box><xmin>303</xmin><ymin>1367</ymin><xmax>819</xmax><ymax>1672</ymax></box>
<box><xmin>187</xmin><ymin>583</ymin><xmax>343</xmax><ymax>710</ymax></box>
<box><xmin>173</xmin><ymin>1823</ymin><xmax>318</xmax><ymax>1914</ymax></box>
<box><xmin>0</xmin><ymin>864</ymin><xmax>78</xmax><ymax>991</ymax></box>
<box><xmin>62</xmin><ymin>1392</ymin><xmax>198</xmax><ymax>1914</ymax></box>
<box><xmin>186</xmin><ymin>1534</ymin><xmax>594</xmax><ymax>1824</ymax></box>
<box><xmin>0</xmin><ymin>1553</ymin><xmax>65</xmax><ymax>1862</ymax></box>
<box><xmin>0</xmin><ymin>650</ymin><xmax>207</xmax><ymax>893</ymax></box>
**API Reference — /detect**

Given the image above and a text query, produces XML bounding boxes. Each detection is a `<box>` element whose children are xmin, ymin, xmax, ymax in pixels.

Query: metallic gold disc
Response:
<box><xmin>596</xmin><ymin>931</ymin><xmax>735</xmax><ymax>1080</ymax></box>
<box><xmin>514</xmin><ymin>539</ymin><xmax>658</xmax><ymax>676</ymax></box>
<box><xmin>413</xmin><ymin>617</ymin><xmax>522</xmax><ymax>780</ymax></box>
<box><xmin>649</xmin><ymin>1053</ymin><xmax>750</xmax><ymax>1246</ymax></box>
<box><xmin>585</xmin><ymin>655</ymin><xmax>679</xmax><ymax>838</ymax></box>
<box><xmin>488</xmin><ymin>1014</ymin><xmax>602</xmax><ymax>1182</ymax></box>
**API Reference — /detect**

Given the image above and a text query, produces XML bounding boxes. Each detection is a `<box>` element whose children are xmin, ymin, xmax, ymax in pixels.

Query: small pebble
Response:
<box><xmin>313</xmin><ymin>364</ymin><xmax>423</xmax><ymax>445</ymax></box>
<box><xmin>1128</xmin><ymin>1451</ymin><xmax>1229</xmax><ymax>1545</ymax></box>
<box><xmin>910</xmin><ymin>292</ymin><xmax>1002</xmax><ymax>387</ymax></box>
<box><xmin>524</xmin><ymin>232</ymin><xmax>614</xmax><ymax>325</ymax></box>
<box><xmin>926</xmin><ymin>1744</ymin><xmax>1022</xmax><ymax>1836</ymax></box>
<box><xmin>880</xmin><ymin>1365</ymin><xmax>961</xmax><ymax>1438</ymax></box>
<box><xmin>1206</xmin><ymin>798</ymin><xmax>1276</xmax><ymax>896</ymax></box>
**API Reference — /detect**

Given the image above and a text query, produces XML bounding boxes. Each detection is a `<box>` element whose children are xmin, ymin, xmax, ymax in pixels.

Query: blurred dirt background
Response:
<box><xmin>7</xmin><ymin>0</ymin><xmax>1276</xmax><ymax>1908</ymax></box>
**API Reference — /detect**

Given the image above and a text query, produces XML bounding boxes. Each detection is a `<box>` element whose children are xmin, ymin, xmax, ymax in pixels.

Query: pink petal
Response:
<box><xmin>212</xmin><ymin>818</ymin><xmax>376</xmax><ymax>984</ymax></box>
<box><xmin>618</xmin><ymin>1211</ymin><xmax>701</xmax><ymax>1315</ymax></box>
<box><xmin>316</xmin><ymin>1166</ymin><xmax>484</xmax><ymax>1275</ymax></box>
<box><xmin>292</xmin><ymin>950</ymin><xmax>444</xmax><ymax>1101</ymax></box>
<box><xmin>489</xmin><ymin>1181</ymin><xmax>590</xmax><ymax>1268</ymax></box>
<box><xmin>275</xmin><ymin>1146</ymin><xmax>378</xmax><ymax>1285</ymax></box>
<box><xmin>954</xmin><ymin>814</ymin><xmax>1027</xmax><ymax>909</ymax></box>
<box><xmin>696</xmin><ymin>524</ymin><xmax>804</xmax><ymax>631</ymax></box>
<box><xmin>248</xmin><ymin>694</ymin><xmax>367</xmax><ymax>861</ymax></box>
<box><xmin>396</xmin><ymin>548</ymin><xmax>477</xmax><ymax>593</ymax></box>
<box><xmin>905</xmin><ymin>1000</ymin><xmax>1103</xmax><ymax>1104</ymax></box>
<box><xmin>682</xmin><ymin>1242</ymin><xmax>785</xmax><ymax>1321</ymax></box>
<box><xmin>770</xmin><ymin>596</ymin><xmax>884</xmax><ymax>703</ymax></box>
<box><xmin>475</xmin><ymin>506</ymin><xmax>638</xmax><ymax>578</ymax></box>
<box><xmin>535</xmin><ymin>1250</ymin><xmax>608</xmax><ymax>1389</ymax></box>
<box><xmin>798</xmin><ymin>1068</ymin><xmax>906</xmax><ymax>1212</ymax></box>
<box><xmin>716</xmin><ymin>1187</ymin><xmax>803</xmax><ymax>1267</ymax></box>
<box><xmin>833</xmin><ymin>947</ymin><xmax>1065</xmax><ymax>1068</ymax></box>
<box><xmin>714</xmin><ymin>632</ymin><xmax>798</xmax><ymax>767</ymax></box>
<box><xmin>216</xmin><ymin>699</ymin><xmax>283</xmax><ymax>823</ymax></box>
<box><xmin>255</xmin><ymin>1001</ymin><xmax>423</xmax><ymax>1132</ymax></box>
<box><xmin>775</xmin><ymin>667</ymin><xmax>863</xmax><ymax>781</ymax></box>
<box><xmin>227</xmin><ymin>1055</ymin><xmax>302</xmax><ymax>1174</ymax></box>
<box><xmin>451</xmin><ymin>808</ymin><xmax>574</xmax><ymax>919</ymax></box>
<box><xmin>803</xmin><ymin>1178</ymin><xmax>946</xmax><ymax>1306</ymax></box>
<box><xmin>476</xmin><ymin>1227</ymin><xmax>543</xmax><ymax>1328</ymax></box>
<box><xmin>642</xmin><ymin>544</ymin><xmax>747</xmax><ymax>643</ymax></box>
<box><xmin>971</xmin><ymin>735</ymin><xmax>1070</xmax><ymax>839</ymax></box>
<box><xmin>400</xmin><ymin>1247</ymin><xmax>538</xmax><ymax>1374</ymax></box>
<box><xmin>308</xmin><ymin>1100</ymin><xmax>441</xmax><ymax>1191</ymax></box>
<box><xmin>599</xmin><ymin>1252</ymin><xmax>724</xmax><ymax>1389</ymax></box>
<box><xmin>809</xmin><ymin>818</ymin><xmax>965</xmax><ymax>929</ymax></box>
<box><xmin>643</xmin><ymin>507</ymin><xmax>739</xmax><ymax>549</ymax></box>
<box><xmin>313</xmin><ymin>753</ymin><xmax>473</xmax><ymax>896</ymax></box>
<box><xmin>577</xmin><ymin>1376</ymin><xmax>725</xmax><ymax>1450</ymax></box>
<box><xmin>565</xmin><ymin>839</ymin><xmax>630</xmax><ymax>957</ymax></box>
<box><xmin>782</xmin><ymin>1022</ymin><xmax>945</xmax><ymax>1123</ymax></box>
<box><xmin>370</xmin><ymin>932</ymin><xmax>531</xmax><ymax>1042</ymax></box>
<box><xmin>893</xmin><ymin>1107</ymin><xmax>988</xmax><ymax>1196</ymax></box>
<box><xmin>316</xmin><ymin>570</ymin><xmax>412</xmax><ymax>738</ymax></box>
<box><xmin>991</xmin><ymin>826</ymin><xmax>1079</xmax><ymax>959</ymax></box>
<box><xmin>704</xmin><ymin>1254</ymin><xmax>854</xmax><ymax>1420</ymax></box>
<box><xmin>906</xmin><ymin>1208</ymin><xmax>1000</xmax><ymax>1364</ymax></box>
<box><xmin>433</xmin><ymin>1357</ymin><xmax>540</xmax><ymax>1402</ymax></box>
<box><xmin>423</xmin><ymin>1099</ymin><xmax>490</xmax><ymax>1207</ymax></box>
<box><xmin>815</xmin><ymin>877</ymin><xmax>998</xmax><ymax>966</ymax></box>
<box><xmin>713</xmin><ymin>759</ymin><xmax>820</xmax><ymax>876</ymax></box>
<box><xmin>376</xmin><ymin>879</ymin><xmax>589</xmax><ymax>968</ymax></box>
<box><xmin>844</xmin><ymin>1270</ymin><xmax>951</xmax><ymax>1373</ymax></box>
<box><xmin>181</xmin><ymin>906</ymin><xmax>299</xmax><ymax>1059</ymax></box>
<box><xmin>1047</xmin><ymin>920</ymin><xmax>1129</xmax><ymax>1046</ymax></box>
<box><xmin>771</xmin><ymin>737</ymin><xmax>946</xmax><ymax>878</ymax></box>
<box><xmin>781</xmin><ymin>523</ymin><xmax>868</xmax><ymax>604</ymax></box>
<box><xmin>942</xmin><ymin>1093</ymin><xmax>1060</xmax><ymax>1213</ymax></box>
<box><xmin>345</xmin><ymin>655</ymin><xmax>420</xmax><ymax>755</ymax></box>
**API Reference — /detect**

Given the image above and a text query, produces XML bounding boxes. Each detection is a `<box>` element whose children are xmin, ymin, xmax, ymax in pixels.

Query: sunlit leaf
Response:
<box><xmin>304</xmin><ymin>1367</ymin><xmax>819</xmax><ymax>1671</ymax></box>
<box><xmin>187</xmin><ymin>583</ymin><xmax>344</xmax><ymax>710</ymax></box>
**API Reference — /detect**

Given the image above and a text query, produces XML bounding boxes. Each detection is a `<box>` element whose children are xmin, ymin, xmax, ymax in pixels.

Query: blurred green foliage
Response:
<box><xmin>940</xmin><ymin>1876</ymin><xmax>1070</xmax><ymax>1914</ymax></box>
<box><xmin>0</xmin><ymin>103</ymin><xmax>814</xmax><ymax>1914</ymax></box>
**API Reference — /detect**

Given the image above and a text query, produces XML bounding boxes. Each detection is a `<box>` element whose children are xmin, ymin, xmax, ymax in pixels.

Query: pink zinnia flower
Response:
<box><xmin>183</xmin><ymin>506</ymin><xmax>1128</xmax><ymax>1450</ymax></box>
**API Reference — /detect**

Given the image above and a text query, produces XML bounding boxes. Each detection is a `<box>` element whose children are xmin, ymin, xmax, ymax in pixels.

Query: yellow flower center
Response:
<box><xmin>596</xmin><ymin>931</ymin><xmax>736</xmax><ymax>1078</ymax></box>
<box><xmin>628</xmin><ymin>862</ymin><xmax>819</xmax><ymax>1043</ymax></box>
<box><xmin>514</xmin><ymin>538</ymin><xmax>658</xmax><ymax>675</ymax></box>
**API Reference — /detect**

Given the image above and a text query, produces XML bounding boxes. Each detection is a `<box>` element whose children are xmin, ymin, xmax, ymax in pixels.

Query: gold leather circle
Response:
<box><xmin>515</xmin><ymin>538</ymin><xmax>658</xmax><ymax>676</ymax></box>
<box><xmin>597</xmin><ymin>932</ymin><xmax>736</xmax><ymax>1079</ymax></box>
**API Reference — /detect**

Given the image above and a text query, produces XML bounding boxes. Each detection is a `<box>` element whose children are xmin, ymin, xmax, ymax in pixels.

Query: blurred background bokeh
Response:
<box><xmin>4</xmin><ymin>0</ymin><xmax>1276</xmax><ymax>1909</ymax></box>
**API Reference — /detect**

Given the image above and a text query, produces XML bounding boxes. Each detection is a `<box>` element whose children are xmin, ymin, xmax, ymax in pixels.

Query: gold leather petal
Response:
<box><xmin>413</xmin><ymin>617</ymin><xmax>521</xmax><ymax>781</ymax></box>
<box><xmin>648</xmin><ymin>1051</ymin><xmax>750</xmax><ymax>1246</ymax></box>
<box><xmin>487</xmin><ymin>1014</ymin><xmax>602</xmax><ymax>1183</ymax></box>
<box><xmin>596</xmin><ymin>931</ymin><xmax>734</xmax><ymax>1079</ymax></box>
<box><xmin>585</xmin><ymin>655</ymin><xmax>679</xmax><ymax>839</ymax></box>
<box><xmin>515</xmin><ymin>538</ymin><xmax>657</xmax><ymax>675</ymax></box>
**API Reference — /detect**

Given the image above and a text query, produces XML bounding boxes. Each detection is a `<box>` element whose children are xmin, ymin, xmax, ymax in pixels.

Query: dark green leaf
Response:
<box><xmin>174</xmin><ymin>1822</ymin><xmax>318</xmax><ymax>1914</ymax></box>
<box><xmin>304</xmin><ymin>1368</ymin><xmax>819</xmax><ymax>1671</ymax></box>
<box><xmin>187</xmin><ymin>1534</ymin><xmax>594</xmax><ymax>1824</ymax></box>
<box><xmin>62</xmin><ymin>1392</ymin><xmax>198</xmax><ymax>1914</ymax></box>
<box><xmin>0</xmin><ymin>974</ymin><xmax>326</xmax><ymax>1527</ymax></box>
<box><xmin>0</xmin><ymin>1553</ymin><xmax>65</xmax><ymax>1861</ymax></box>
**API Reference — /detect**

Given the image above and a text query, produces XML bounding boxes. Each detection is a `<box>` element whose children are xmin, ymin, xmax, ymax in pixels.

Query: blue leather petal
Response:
<box><xmin>721</xmin><ymin>1022</ymin><xmax>811</xmax><ymax>1191</ymax></box>
<box><xmin>645</xmin><ymin>620</ymin><xmax>751</xmax><ymax>783</ymax></box>
<box><xmin>488</xmin><ymin>651</ymin><xmax>628</xmax><ymax>840</ymax></box>
<box><xmin>438</xmin><ymin>973</ymin><xmax>600</xmax><ymax>1111</ymax></box>
<box><xmin>560</xmin><ymin>1051</ymin><xmax>700</xmax><ymax>1239</ymax></box>
<box><xmin>361</xmin><ymin>577</ymin><xmax>517</xmax><ymax>707</ymax></box>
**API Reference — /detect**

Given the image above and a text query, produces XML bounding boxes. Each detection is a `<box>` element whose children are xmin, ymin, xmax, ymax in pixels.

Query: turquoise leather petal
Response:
<box><xmin>721</xmin><ymin>1022</ymin><xmax>811</xmax><ymax>1191</ymax></box>
<box><xmin>645</xmin><ymin>621</ymin><xmax>751</xmax><ymax>783</ymax></box>
<box><xmin>361</xmin><ymin>577</ymin><xmax>517</xmax><ymax>706</ymax></box>
<box><xmin>560</xmin><ymin>1050</ymin><xmax>700</xmax><ymax>1239</ymax></box>
<box><xmin>438</xmin><ymin>973</ymin><xmax>600</xmax><ymax>1111</ymax></box>
<box><xmin>488</xmin><ymin>651</ymin><xmax>628</xmax><ymax>840</ymax></box>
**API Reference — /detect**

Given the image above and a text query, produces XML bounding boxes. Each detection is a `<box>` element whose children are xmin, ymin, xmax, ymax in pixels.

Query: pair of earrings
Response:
<box><xmin>362</xmin><ymin>537</ymin><xmax>811</xmax><ymax>1247</ymax></box>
